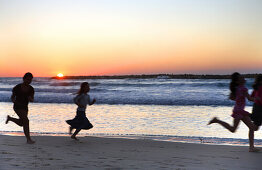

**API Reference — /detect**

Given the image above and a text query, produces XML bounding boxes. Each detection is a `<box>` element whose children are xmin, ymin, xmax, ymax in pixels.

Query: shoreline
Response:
<box><xmin>0</xmin><ymin>135</ymin><xmax>261</xmax><ymax>169</ymax></box>
<box><xmin>1</xmin><ymin>131</ymin><xmax>262</xmax><ymax>147</ymax></box>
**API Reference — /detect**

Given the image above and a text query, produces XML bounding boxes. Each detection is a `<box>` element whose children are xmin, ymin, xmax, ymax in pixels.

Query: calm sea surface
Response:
<box><xmin>1</xmin><ymin>77</ymin><xmax>262</xmax><ymax>146</ymax></box>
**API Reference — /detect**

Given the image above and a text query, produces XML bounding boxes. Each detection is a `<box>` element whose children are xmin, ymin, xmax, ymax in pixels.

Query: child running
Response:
<box><xmin>208</xmin><ymin>72</ymin><xmax>259</xmax><ymax>152</ymax></box>
<box><xmin>249</xmin><ymin>75</ymin><xmax>262</xmax><ymax>139</ymax></box>
<box><xmin>6</xmin><ymin>72</ymin><xmax>35</xmax><ymax>144</ymax></box>
<box><xmin>66</xmin><ymin>82</ymin><xmax>96</xmax><ymax>141</ymax></box>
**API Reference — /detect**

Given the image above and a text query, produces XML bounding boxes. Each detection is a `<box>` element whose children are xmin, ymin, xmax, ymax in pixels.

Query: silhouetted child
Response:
<box><xmin>208</xmin><ymin>72</ymin><xmax>259</xmax><ymax>152</ymax></box>
<box><xmin>66</xmin><ymin>82</ymin><xmax>96</xmax><ymax>141</ymax></box>
<box><xmin>249</xmin><ymin>75</ymin><xmax>262</xmax><ymax>141</ymax></box>
<box><xmin>6</xmin><ymin>72</ymin><xmax>35</xmax><ymax>144</ymax></box>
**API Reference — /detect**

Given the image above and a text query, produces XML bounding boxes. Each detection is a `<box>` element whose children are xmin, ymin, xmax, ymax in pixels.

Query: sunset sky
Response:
<box><xmin>0</xmin><ymin>0</ymin><xmax>262</xmax><ymax>77</ymax></box>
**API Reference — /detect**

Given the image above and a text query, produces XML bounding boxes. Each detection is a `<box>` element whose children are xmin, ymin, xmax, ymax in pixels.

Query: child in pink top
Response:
<box><xmin>231</xmin><ymin>85</ymin><xmax>250</xmax><ymax>119</ymax></box>
<box><xmin>208</xmin><ymin>72</ymin><xmax>259</xmax><ymax>152</ymax></box>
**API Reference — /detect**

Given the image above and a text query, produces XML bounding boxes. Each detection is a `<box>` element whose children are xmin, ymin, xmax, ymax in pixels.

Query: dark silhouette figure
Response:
<box><xmin>208</xmin><ymin>72</ymin><xmax>259</xmax><ymax>152</ymax></box>
<box><xmin>249</xmin><ymin>75</ymin><xmax>262</xmax><ymax>140</ymax></box>
<box><xmin>6</xmin><ymin>72</ymin><xmax>35</xmax><ymax>144</ymax></box>
<box><xmin>66</xmin><ymin>82</ymin><xmax>96</xmax><ymax>141</ymax></box>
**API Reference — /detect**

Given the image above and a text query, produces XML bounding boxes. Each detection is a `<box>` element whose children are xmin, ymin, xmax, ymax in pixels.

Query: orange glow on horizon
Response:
<box><xmin>1</xmin><ymin>1</ymin><xmax>262</xmax><ymax>77</ymax></box>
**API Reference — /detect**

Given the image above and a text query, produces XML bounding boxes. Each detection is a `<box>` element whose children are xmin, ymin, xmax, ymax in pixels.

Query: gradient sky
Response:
<box><xmin>0</xmin><ymin>0</ymin><xmax>262</xmax><ymax>77</ymax></box>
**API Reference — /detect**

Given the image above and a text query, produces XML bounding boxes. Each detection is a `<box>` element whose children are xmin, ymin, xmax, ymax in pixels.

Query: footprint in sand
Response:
<box><xmin>1</xmin><ymin>151</ymin><xmax>12</xmax><ymax>154</ymax></box>
<box><xmin>3</xmin><ymin>158</ymin><xmax>14</xmax><ymax>161</ymax></box>
<box><xmin>11</xmin><ymin>164</ymin><xmax>20</xmax><ymax>167</ymax></box>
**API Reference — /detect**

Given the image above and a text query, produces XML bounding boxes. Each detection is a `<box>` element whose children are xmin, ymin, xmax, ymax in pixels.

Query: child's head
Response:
<box><xmin>231</xmin><ymin>72</ymin><xmax>240</xmax><ymax>82</ymax></box>
<box><xmin>229</xmin><ymin>72</ymin><xmax>242</xmax><ymax>100</ymax></box>
<box><xmin>231</xmin><ymin>72</ymin><xmax>246</xmax><ymax>85</ymax></box>
<box><xmin>77</xmin><ymin>82</ymin><xmax>90</xmax><ymax>94</ymax></box>
<box><xmin>23</xmin><ymin>72</ymin><xmax>33</xmax><ymax>85</ymax></box>
<box><xmin>253</xmin><ymin>74</ymin><xmax>262</xmax><ymax>90</ymax></box>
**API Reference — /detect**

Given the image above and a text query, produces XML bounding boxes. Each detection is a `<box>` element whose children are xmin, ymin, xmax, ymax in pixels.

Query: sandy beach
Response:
<box><xmin>0</xmin><ymin>135</ymin><xmax>261</xmax><ymax>170</ymax></box>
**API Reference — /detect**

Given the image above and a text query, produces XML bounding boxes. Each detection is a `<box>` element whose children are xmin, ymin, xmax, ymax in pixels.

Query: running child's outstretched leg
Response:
<box><xmin>208</xmin><ymin>117</ymin><xmax>240</xmax><ymax>133</ymax></box>
<box><xmin>6</xmin><ymin>115</ymin><xmax>23</xmax><ymax>126</ymax></box>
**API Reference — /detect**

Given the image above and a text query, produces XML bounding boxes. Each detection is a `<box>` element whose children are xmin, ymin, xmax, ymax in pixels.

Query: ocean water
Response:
<box><xmin>1</xmin><ymin>77</ymin><xmax>262</xmax><ymax>146</ymax></box>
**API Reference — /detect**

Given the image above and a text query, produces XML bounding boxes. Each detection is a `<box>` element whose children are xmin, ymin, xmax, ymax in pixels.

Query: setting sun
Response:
<box><xmin>57</xmin><ymin>73</ymin><xmax>64</xmax><ymax>78</ymax></box>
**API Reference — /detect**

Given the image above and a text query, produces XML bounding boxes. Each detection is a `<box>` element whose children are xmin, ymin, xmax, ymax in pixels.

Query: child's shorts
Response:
<box><xmin>250</xmin><ymin>103</ymin><xmax>262</xmax><ymax>126</ymax></box>
<box><xmin>231</xmin><ymin>109</ymin><xmax>250</xmax><ymax>120</ymax></box>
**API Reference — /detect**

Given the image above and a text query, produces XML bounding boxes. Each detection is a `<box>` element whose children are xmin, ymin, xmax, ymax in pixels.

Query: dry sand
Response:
<box><xmin>0</xmin><ymin>135</ymin><xmax>261</xmax><ymax>170</ymax></box>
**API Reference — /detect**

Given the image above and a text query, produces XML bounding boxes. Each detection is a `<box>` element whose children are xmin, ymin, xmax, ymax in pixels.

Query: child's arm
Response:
<box><xmin>28</xmin><ymin>96</ymin><xmax>34</xmax><ymax>102</ymax></box>
<box><xmin>28</xmin><ymin>88</ymin><xmax>34</xmax><ymax>102</ymax></box>
<box><xmin>89</xmin><ymin>99</ymin><xmax>96</xmax><ymax>105</ymax></box>
<box><xmin>245</xmin><ymin>91</ymin><xmax>256</xmax><ymax>102</ymax></box>
<box><xmin>11</xmin><ymin>93</ymin><xmax>16</xmax><ymax>103</ymax></box>
<box><xmin>11</xmin><ymin>86</ymin><xmax>17</xmax><ymax>103</ymax></box>
<box><xmin>258</xmin><ymin>88</ymin><xmax>262</xmax><ymax>104</ymax></box>
<box><xmin>74</xmin><ymin>95</ymin><xmax>84</xmax><ymax>107</ymax></box>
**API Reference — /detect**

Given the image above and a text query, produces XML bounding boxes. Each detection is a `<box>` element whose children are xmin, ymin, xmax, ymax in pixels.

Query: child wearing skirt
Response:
<box><xmin>66</xmin><ymin>82</ymin><xmax>96</xmax><ymax>140</ymax></box>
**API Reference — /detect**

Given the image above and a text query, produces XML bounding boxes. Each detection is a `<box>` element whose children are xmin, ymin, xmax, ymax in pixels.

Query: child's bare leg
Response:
<box><xmin>6</xmin><ymin>115</ymin><xmax>23</xmax><ymax>126</ymax></box>
<box><xmin>242</xmin><ymin>116</ymin><xmax>257</xmax><ymax>130</ymax></box>
<box><xmin>16</xmin><ymin>110</ymin><xmax>35</xmax><ymax>144</ymax></box>
<box><xmin>208</xmin><ymin>117</ymin><xmax>240</xmax><ymax>133</ymax></box>
<box><xmin>69</xmin><ymin>126</ymin><xmax>74</xmax><ymax>135</ymax></box>
<box><xmin>71</xmin><ymin>129</ymin><xmax>81</xmax><ymax>141</ymax></box>
<box><xmin>242</xmin><ymin>116</ymin><xmax>259</xmax><ymax>152</ymax></box>
<box><xmin>5</xmin><ymin>115</ymin><xmax>10</xmax><ymax>124</ymax></box>
<box><xmin>22</xmin><ymin>116</ymin><xmax>35</xmax><ymax>144</ymax></box>
<box><xmin>208</xmin><ymin>117</ymin><xmax>218</xmax><ymax>125</ymax></box>
<box><xmin>248</xmin><ymin>129</ymin><xmax>259</xmax><ymax>152</ymax></box>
